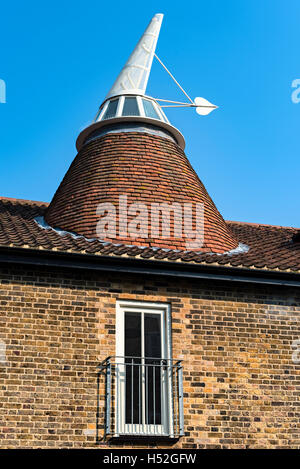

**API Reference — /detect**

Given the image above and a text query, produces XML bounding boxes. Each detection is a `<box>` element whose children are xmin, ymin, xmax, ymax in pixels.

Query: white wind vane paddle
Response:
<box><xmin>153</xmin><ymin>53</ymin><xmax>218</xmax><ymax>116</ymax></box>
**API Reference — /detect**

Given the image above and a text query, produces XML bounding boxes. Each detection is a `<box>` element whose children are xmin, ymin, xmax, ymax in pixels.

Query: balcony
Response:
<box><xmin>98</xmin><ymin>356</ymin><xmax>184</xmax><ymax>440</ymax></box>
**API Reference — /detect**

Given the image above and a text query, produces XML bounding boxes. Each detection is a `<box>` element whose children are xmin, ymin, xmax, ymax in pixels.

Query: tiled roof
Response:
<box><xmin>0</xmin><ymin>197</ymin><xmax>300</xmax><ymax>273</ymax></box>
<box><xmin>45</xmin><ymin>133</ymin><xmax>238</xmax><ymax>254</ymax></box>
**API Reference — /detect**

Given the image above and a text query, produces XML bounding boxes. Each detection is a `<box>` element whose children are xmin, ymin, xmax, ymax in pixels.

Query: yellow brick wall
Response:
<box><xmin>0</xmin><ymin>265</ymin><xmax>299</xmax><ymax>448</ymax></box>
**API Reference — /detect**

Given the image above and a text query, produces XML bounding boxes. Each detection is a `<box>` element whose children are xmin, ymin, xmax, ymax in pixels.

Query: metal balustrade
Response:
<box><xmin>99</xmin><ymin>356</ymin><xmax>184</xmax><ymax>439</ymax></box>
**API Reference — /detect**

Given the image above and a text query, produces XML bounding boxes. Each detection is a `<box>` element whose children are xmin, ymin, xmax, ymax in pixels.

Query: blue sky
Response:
<box><xmin>0</xmin><ymin>0</ymin><xmax>299</xmax><ymax>227</ymax></box>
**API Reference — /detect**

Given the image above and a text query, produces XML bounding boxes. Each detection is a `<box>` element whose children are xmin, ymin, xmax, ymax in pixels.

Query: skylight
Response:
<box><xmin>122</xmin><ymin>97</ymin><xmax>139</xmax><ymax>116</ymax></box>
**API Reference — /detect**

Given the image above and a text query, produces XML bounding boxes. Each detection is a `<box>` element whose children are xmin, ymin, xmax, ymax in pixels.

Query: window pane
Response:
<box><xmin>145</xmin><ymin>313</ymin><xmax>162</xmax><ymax>425</ymax></box>
<box><xmin>125</xmin><ymin>312</ymin><xmax>141</xmax><ymax>357</ymax></box>
<box><xmin>143</xmin><ymin>99</ymin><xmax>160</xmax><ymax>120</ymax></box>
<box><xmin>144</xmin><ymin>314</ymin><xmax>161</xmax><ymax>358</ymax></box>
<box><xmin>122</xmin><ymin>97</ymin><xmax>140</xmax><ymax>116</ymax></box>
<box><xmin>125</xmin><ymin>312</ymin><xmax>141</xmax><ymax>424</ymax></box>
<box><xmin>103</xmin><ymin>99</ymin><xmax>118</xmax><ymax>119</ymax></box>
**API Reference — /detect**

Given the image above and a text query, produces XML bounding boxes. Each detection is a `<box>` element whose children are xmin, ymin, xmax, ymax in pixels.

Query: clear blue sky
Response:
<box><xmin>0</xmin><ymin>0</ymin><xmax>299</xmax><ymax>227</ymax></box>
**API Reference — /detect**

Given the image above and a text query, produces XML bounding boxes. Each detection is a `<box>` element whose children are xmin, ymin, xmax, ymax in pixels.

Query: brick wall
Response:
<box><xmin>0</xmin><ymin>264</ymin><xmax>299</xmax><ymax>448</ymax></box>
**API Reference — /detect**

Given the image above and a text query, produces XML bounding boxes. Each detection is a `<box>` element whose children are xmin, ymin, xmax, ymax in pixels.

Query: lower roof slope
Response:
<box><xmin>44</xmin><ymin>132</ymin><xmax>238</xmax><ymax>254</ymax></box>
<box><xmin>0</xmin><ymin>197</ymin><xmax>300</xmax><ymax>273</ymax></box>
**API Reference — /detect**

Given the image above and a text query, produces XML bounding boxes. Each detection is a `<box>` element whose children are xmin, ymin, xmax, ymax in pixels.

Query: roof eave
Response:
<box><xmin>0</xmin><ymin>245</ymin><xmax>299</xmax><ymax>288</ymax></box>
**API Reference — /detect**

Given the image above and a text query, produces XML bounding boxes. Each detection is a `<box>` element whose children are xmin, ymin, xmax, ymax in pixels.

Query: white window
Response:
<box><xmin>115</xmin><ymin>300</ymin><xmax>174</xmax><ymax>437</ymax></box>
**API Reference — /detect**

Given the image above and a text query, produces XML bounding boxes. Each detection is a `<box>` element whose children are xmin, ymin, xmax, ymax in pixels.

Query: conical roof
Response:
<box><xmin>45</xmin><ymin>14</ymin><xmax>238</xmax><ymax>253</ymax></box>
<box><xmin>45</xmin><ymin>132</ymin><xmax>238</xmax><ymax>253</ymax></box>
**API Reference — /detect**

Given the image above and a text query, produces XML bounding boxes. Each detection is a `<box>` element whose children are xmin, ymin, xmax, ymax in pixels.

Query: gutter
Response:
<box><xmin>0</xmin><ymin>246</ymin><xmax>299</xmax><ymax>288</ymax></box>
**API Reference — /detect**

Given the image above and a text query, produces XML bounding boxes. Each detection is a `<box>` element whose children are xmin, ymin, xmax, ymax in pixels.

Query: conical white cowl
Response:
<box><xmin>105</xmin><ymin>13</ymin><xmax>163</xmax><ymax>99</ymax></box>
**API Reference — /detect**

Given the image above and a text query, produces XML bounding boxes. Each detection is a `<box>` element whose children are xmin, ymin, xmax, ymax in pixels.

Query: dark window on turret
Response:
<box><xmin>103</xmin><ymin>99</ymin><xmax>119</xmax><ymax>119</ymax></box>
<box><xmin>122</xmin><ymin>97</ymin><xmax>139</xmax><ymax>116</ymax></box>
<box><xmin>142</xmin><ymin>99</ymin><xmax>160</xmax><ymax>120</ymax></box>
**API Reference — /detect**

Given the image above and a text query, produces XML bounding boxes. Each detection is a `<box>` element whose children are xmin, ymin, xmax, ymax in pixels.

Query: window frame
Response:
<box><xmin>121</xmin><ymin>96</ymin><xmax>140</xmax><ymax>117</ymax></box>
<box><xmin>115</xmin><ymin>300</ymin><xmax>174</xmax><ymax>437</ymax></box>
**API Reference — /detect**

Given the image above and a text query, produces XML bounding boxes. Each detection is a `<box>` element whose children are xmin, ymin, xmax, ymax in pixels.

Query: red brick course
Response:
<box><xmin>45</xmin><ymin>133</ymin><xmax>238</xmax><ymax>253</ymax></box>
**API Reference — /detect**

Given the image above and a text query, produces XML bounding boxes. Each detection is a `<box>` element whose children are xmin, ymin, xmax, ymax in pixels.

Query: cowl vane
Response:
<box><xmin>76</xmin><ymin>13</ymin><xmax>217</xmax><ymax>152</ymax></box>
<box><xmin>106</xmin><ymin>14</ymin><xmax>163</xmax><ymax>99</ymax></box>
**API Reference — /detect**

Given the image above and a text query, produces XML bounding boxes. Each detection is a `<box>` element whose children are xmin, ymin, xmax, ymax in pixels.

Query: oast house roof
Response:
<box><xmin>45</xmin><ymin>133</ymin><xmax>238</xmax><ymax>254</ymax></box>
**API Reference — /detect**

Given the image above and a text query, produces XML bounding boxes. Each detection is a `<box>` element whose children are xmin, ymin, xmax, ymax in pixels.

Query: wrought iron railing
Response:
<box><xmin>98</xmin><ymin>356</ymin><xmax>184</xmax><ymax>439</ymax></box>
